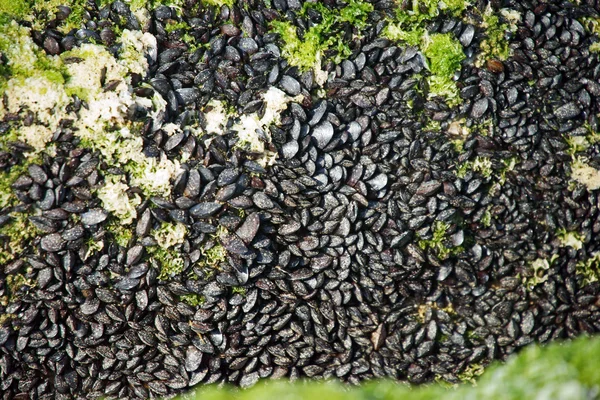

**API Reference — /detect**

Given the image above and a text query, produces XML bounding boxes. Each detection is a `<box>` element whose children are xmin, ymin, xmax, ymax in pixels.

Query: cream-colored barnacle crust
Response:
<box><xmin>161</xmin><ymin>123</ymin><xmax>181</xmax><ymax>137</ymax></box>
<box><xmin>97</xmin><ymin>175</ymin><xmax>142</xmax><ymax>225</ymax></box>
<box><xmin>203</xmin><ymin>100</ymin><xmax>229</xmax><ymax>135</ymax></box>
<box><xmin>63</xmin><ymin>44</ymin><xmax>129</xmax><ymax>100</ymax></box>
<box><xmin>231</xmin><ymin>87</ymin><xmax>302</xmax><ymax>167</ymax></box>
<box><xmin>153</xmin><ymin>222</ymin><xmax>187</xmax><ymax>249</ymax></box>
<box><xmin>313</xmin><ymin>53</ymin><xmax>329</xmax><ymax>87</ymax></box>
<box><xmin>0</xmin><ymin>22</ymin><xmax>69</xmax><ymax>154</ymax></box>
<box><xmin>571</xmin><ymin>159</ymin><xmax>600</xmax><ymax>191</ymax></box>
<box><xmin>558</xmin><ymin>231</ymin><xmax>584</xmax><ymax>251</ymax></box>
<box><xmin>499</xmin><ymin>8</ymin><xmax>521</xmax><ymax>31</ymax></box>
<box><xmin>120</xmin><ymin>29</ymin><xmax>157</xmax><ymax>74</ymax></box>
<box><xmin>129</xmin><ymin>154</ymin><xmax>183</xmax><ymax>197</ymax></box>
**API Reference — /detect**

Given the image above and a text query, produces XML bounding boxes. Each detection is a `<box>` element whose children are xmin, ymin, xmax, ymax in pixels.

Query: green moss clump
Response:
<box><xmin>383</xmin><ymin>2</ymin><xmax>469</xmax><ymax>105</ymax></box>
<box><xmin>0</xmin><ymin>0</ymin><xmax>30</xmax><ymax>20</ymax></box>
<box><xmin>185</xmin><ymin>335</ymin><xmax>600</xmax><ymax>399</ymax></box>
<box><xmin>418</xmin><ymin>221</ymin><xmax>462</xmax><ymax>260</ymax></box>
<box><xmin>199</xmin><ymin>243</ymin><xmax>227</xmax><ymax>269</ymax></box>
<box><xmin>422</xmin><ymin>33</ymin><xmax>465</xmax><ymax>104</ymax></box>
<box><xmin>481</xmin><ymin>207</ymin><xmax>492</xmax><ymax>228</ymax></box>
<box><xmin>107</xmin><ymin>220</ymin><xmax>133</xmax><ymax>248</ymax></box>
<box><xmin>576</xmin><ymin>253</ymin><xmax>600</xmax><ymax>286</ymax></box>
<box><xmin>5</xmin><ymin>272</ymin><xmax>34</xmax><ymax>299</ymax></box>
<box><xmin>477</xmin><ymin>7</ymin><xmax>511</xmax><ymax>65</ymax></box>
<box><xmin>0</xmin><ymin>162</ymin><xmax>31</xmax><ymax>209</ymax></box>
<box><xmin>271</xmin><ymin>0</ymin><xmax>374</xmax><ymax>71</ymax></box>
<box><xmin>457</xmin><ymin>363</ymin><xmax>485</xmax><ymax>384</ymax></box>
<box><xmin>232</xmin><ymin>286</ymin><xmax>247</xmax><ymax>296</ymax></box>
<box><xmin>151</xmin><ymin>246</ymin><xmax>186</xmax><ymax>281</ymax></box>
<box><xmin>202</xmin><ymin>0</ymin><xmax>235</xmax><ymax>8</ymax></box>
<box><xmin>456</xmin><ymin>156</ymin><xmax>493</xmax><ymax>179</ymax></box>
<box><xmin>180</xmin><ymin>293</ymin><xmax>205</xmax><ymax>307</ymax></box>
<box><xmin>0</xmin><ymin>211</ymin><xmax>38</xmax><ymax>265</ymax></box>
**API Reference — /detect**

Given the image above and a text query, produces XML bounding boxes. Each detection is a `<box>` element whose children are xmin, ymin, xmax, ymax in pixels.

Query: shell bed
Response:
<box><xmin>1</xmin><ymin>0</ymin><xmax>600</xmax><ymax>398</ymax></box>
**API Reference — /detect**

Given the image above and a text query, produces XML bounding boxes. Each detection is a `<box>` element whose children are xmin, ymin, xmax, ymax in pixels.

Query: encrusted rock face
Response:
<box><xmin>1</xmin><ymin>0</ymin><xmax>600</xmax><ymax>398</ymax></box>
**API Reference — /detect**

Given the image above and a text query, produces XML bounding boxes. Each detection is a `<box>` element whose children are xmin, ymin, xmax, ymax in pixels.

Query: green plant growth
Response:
<box><xmin>384</xmin><ymin>0</ymin><xmax>469</xmax><ymax>45</ymax></box>
<box><xmin>270</xmin><ymin>0</ymin><xmax>373</xmax><ymax>71</ymax></box>
<box><xmin>185</xmin><ymin>335</ymin><xmax>600</xmax><ymax>400</ymax></box>
<box><xmin>163</xmin><ymin>19</ymin><xmax>200</xmax><ymax>50</ymax></box>
<box><xmin>576</xmin><ymin>253</ymin><xmax>600</xmax><ymax>286</ymax></box>
<box><xmin>232</xmin><ymin>286</ymin><xmax>247</xmax><ymax>296</ymax></box>
<box><xmin>180</xmin><ymin>293</ymin><xmax>205</xmax><ymax>307</ymax></box>
<box><xmin>107</xmin><ymin>220</ymin><xmax>133</xmax><ymax>248</ymax></box>
<box><xmin>382</xmin><ymin>1</ymin><xmax>469</xmax><ymax>104</ymax></box>
<box><xmin>457</xmin><ymin>363</ymin><xmax>485</xmax><ymax>384</ymax></box>
<box><xmin>422</xmin><ymin>33</ymin><xmax>465</xmax><ymax>105</ymax></box>
<box><xmin>556</xmin><ymin>228</ymin><xmax>585</xmax><ymax>251</ymax></box>
<box><xmin>418</xmin><ymin>221</ymin><xmax>462</xmax><ymax>260</ymax></box>
<box><xmin>5</xmin><ymin>272</ymin><xmax>34</xmax><ymax>301</ymax></box>
<box><xmin>150</xmin><ymin>246</ymin><xmax>186</xmax><ymax>281</ymax></box>
<box><xmin>476</xmin><ymin>6</ymin><xmax>511</xmax><ymax>65</ymax></box>
<box><xmin>456</xmin><ymin>156</ymin><xmax>493</xmax><ymax>179</ymax></box>
<box><xmin>522</xmin><ymin>256</ymin><xmax>558</xmax><ymax>290</ymax></box>
<box><xmin>580</xmin><ymin>17</ymin><xmax>600</xmax><ymax>53</ymax></box>
<box><xmin>199</xmin><ymin>243</ymin><xmax>227</xmax><ymax>269</ymax></box>
<box><xmin>481</xmin><ymin>207</ymin><xmax>492</xmax><ymax>228</ymax></box>
<box><xmin>0</xmin><ymin>211</ymin><xmax>38</xmax><ymax>265</ymax></box>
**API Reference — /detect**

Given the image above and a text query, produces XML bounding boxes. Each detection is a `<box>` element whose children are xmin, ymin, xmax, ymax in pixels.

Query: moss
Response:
<box><xmin>270</xmin><ymin>0</ymin><xmax>373</xmax><ymax>71</ymax></box>
<box><xmin>556</xmin><ymin>228</ymin><xmax>585</xmax><ymax>251</ymax></box>
<box><xmin>0</xmin><ymin>0</ymin><xmax>30</xmax><ymax>20</ymax></box>
<box><xmin>383</xmin><ymin>3</ymin><xmax>468</xmax><ymax>105</ymax></box>
<box><xmin>180</xmin><ymin>293</ymin><xmax>205</xmax><ymax>307</ymax></box>
<box><xmin>0</xmin><ymin>211</ymin><xmax>38</xmax><ymax>265</ymax></box>
<box><xmin>458</xmin><ymin>363</ymin><xmax>485</xmax><ymax>384</ymax></box>
<box><xmin>456</xmin><ymin>156</ymin><xmax>493</xmax><ymax>179</ymax></box>
<box><xmin>232</xmin><ymin>286</ymin><xmax>247</xmax><ymax>296</ymax></box>
<box><xmin>498</xmin><ymin>157</ymin><xmax>518</xmax><ymax>185</ymax></box>
<box><xmin>576</xmin><ymin>253</ymin><xmax>600</xmax><ymax>286</ymax></box>
<box><xmin>164</xmin><ymin>19</ymin><xmax>199</xmax><ymax>50</ymax></box>
<box><xmin>422</xmin><ymin>33</ymin><xmax>465</xmax><ymax>104</ymax></box>
<box><xmin>0</xmin><ymin>162</ymin><xmax>29</xmax><ymax>208</ymax></box>
<box><xmin>203</xmin><ymin>0</ymin><xmax>235</xmax><ymax>7</ymax></box>
<box><xmin>153</xmin><ymin>222</ymin><xmax>187</xmax><ymax>249</ymax></box>
<box><xmin>476</xmin><ymin>6</ymin><xmax>511</xmax><ymax>65</ymax></box>
<box><xmin>5</xmin><ymin>272</ymin><xmax>34</xmax><ymax>300</ymax></box>
<box><xmin>522</xmin><ymin>256</ymin><xmax>558</xmax><ymax>290</ymax></box>
<box><xmin>481</xmin><ymin>207</ymin><xmax>492</xmax><ymax>228</ymax></box>
<box><xmin>83</xmin><ymin>236</ymin><xmax>104</xmax><ymax>259</ymax></box>
<box><xmin>151</xmin><ymin>246</ymin><xmax>186</xmax><ymax>281</ymax></box>
<box><xmin>198</xmin><ymin>243</ymin><xmax>227</xmax><ymax>269</ymax></box>
<box><xmin>418</xmin><ymin>221</ymin><xmax>462</xmax><ymax>260</ymax></box>
<box><xmin>0</xmin><ymin>19</ymin><xmax>68</xmax><ymax>89</ymax></box>
<box><xmin>107</xmin><ymin>220</ymin><xmax>133</xmax><ymax>247</ymax></box>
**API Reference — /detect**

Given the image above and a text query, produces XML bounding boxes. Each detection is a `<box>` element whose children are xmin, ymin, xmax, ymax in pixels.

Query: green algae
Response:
<box><xmin>418</xmin><ymin>220</ymin><xmax>462</xmax><ymax>260</ymax></box>
<box><xmin>383</xmin><ymin>1</ymin><xmax>470</xmax><ymax>105</ymax></box>
<box><xmin>271</xmin><ymin>0</ymin><xmax>373</xmax><ymax>71</ymax></box>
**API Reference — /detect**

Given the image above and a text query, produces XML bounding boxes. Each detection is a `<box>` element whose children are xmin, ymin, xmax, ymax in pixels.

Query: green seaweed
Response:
<box><xmin>151</xmin><ymin>246</ymin><xmax>186</xmax><ymax>281</ymax></box>
<box><xmin>477</xmin><ymin>7</ymin><xmax>511</xmax><ymax>65</ymax></box>
<box><xmin>185</xmin><ymin>335</ymin><xmax>600</xmax><ymax>399</ymax></box>
<box><xmin>422</xmin><ymin>33</ymin><xmax>465</xmax><ymax>104</ymax></box>
<box><xmin>0</xmin><ymin>211</ymin><xmax>38</xmax><ymax>265</ymax></box>
<box><xmin>383</xmin><ymin>2</ymin><xmax>469</xmax><ymax>105</ymax></box>
<box><xmin>271</xmin><ymin>0</ymin><xmax>373</xmax><ymax>71</ymax></box>
<box><xmin>576</xmin><ymin>253</ymin><xmax>600</xmax><ymax>286</ymax></box>
<box><xmin>418</xmin><ymin>221</ymin><xmax>462</xmax><ymax>260</ymax></box>
<box><xmin>180</xmin><ymin>293</ymin><xmax>205</xmax><ymax>307</ymax></box>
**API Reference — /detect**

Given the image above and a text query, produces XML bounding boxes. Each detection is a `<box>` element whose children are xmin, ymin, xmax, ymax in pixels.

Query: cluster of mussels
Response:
<box><xmin>2</xmin><ymin>0</ymin><xmax>600</xmax><ymax>398</ymax></box>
